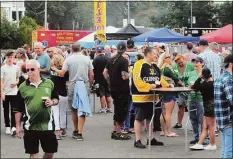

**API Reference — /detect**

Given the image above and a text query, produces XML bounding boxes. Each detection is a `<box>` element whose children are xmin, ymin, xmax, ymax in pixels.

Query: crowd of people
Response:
<box><xmin>0</xmin><ymin>39</ymin><xmax>232</xmax><ymax>158</ymax></box>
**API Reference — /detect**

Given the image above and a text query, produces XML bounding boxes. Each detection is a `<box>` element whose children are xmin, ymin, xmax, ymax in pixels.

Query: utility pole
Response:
<box><xmin>127</xmin><ymin>0</ymin><xmax>130</xmax><ymax>24</ymax></box>
<box><xmin>190</xmin><ymin>1</ymin><xmax>193</xmax><ymax>28</ymax></box>
<box><xmin>44</xmin><ymin>0</ymin><xmax>48</xmax><ymax>29</ymax></box>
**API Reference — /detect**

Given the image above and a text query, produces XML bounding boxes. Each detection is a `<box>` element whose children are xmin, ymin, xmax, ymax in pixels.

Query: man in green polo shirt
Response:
<box><xmin>14</xmin><ymin>59</ymin><xmax>59</xmax><ymax>159</ymax></box>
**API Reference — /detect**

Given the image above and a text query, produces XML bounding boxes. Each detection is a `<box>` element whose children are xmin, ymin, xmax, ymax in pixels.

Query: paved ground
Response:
<box><xmin>1</xmin><ymin>95</ymin><xmax>221</xmax><ymax>158</ymax></box>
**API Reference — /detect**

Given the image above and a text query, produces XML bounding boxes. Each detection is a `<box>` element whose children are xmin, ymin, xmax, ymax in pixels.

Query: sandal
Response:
<box><xmin>160</xmin><ymin>132</ymin><xmax>165</xmax><ymax>136</ymax></box>
<box><xmin>167</xmin><ymin>132</ymin><xmax>179</xmax><ymax>137</ymax></box>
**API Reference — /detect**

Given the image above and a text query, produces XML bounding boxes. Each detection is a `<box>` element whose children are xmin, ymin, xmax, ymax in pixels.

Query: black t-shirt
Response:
<box><xmin>93</xmin><ymin>54</ymin><xmax>109</xmax><ymax>86</ymax></box>
<box><xmin>51</xmin><ymin>72</ymin><xmax>69</xmax><ymax>96</ymax></box>
<box><xmin>106</xmin><ymin>55</ymin><xmax>129</xmax><ymax>93</ymax></box>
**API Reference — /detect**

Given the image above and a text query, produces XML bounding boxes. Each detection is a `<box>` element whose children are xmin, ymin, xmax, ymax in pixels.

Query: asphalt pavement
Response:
<box><xmin>1</xmin><ymin>95</ymin><xmax>221</xmax><ymax>158</ymax></box>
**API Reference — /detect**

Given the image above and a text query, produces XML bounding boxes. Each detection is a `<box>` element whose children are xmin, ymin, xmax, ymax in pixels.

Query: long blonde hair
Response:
<box><xmin>51</xmin><ymin>48</ymin><xmax>64</xmax><ymax>70</ymax></box>
<box><xmin>158</xmin><ymin>52</ymin><xmax>172</xmax><ymax>69</ymax></box>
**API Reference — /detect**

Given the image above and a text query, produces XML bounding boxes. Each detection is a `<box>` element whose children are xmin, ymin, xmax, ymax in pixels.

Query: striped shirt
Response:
<box><xmin>214</xmin><ymin>71</ymin><xmax>233</xmax><ymax>131</ymax></box>
<box><xmin>199</xmin><ymin>49</ymin><xmax>221</xmax><ymax>80</ymax></box>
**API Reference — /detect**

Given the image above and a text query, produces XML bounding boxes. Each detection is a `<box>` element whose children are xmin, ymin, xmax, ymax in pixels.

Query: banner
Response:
<box><xmin>93</xmin><ymin>0</ymin><xmax>106</xmax><ymax>43</ymax></box>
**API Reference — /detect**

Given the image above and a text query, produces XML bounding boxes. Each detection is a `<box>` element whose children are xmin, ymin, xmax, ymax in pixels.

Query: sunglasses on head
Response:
<box><xmin>26</xmin><ymin>68</ymin><xmax>36</xmax><ymax>72</ymax></box>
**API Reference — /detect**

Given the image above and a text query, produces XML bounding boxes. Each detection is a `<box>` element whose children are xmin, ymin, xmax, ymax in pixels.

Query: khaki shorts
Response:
<box><xmin>67</xmin><ymin>82</ymin><xmax>90</xmax><ymax>110</ymax></box>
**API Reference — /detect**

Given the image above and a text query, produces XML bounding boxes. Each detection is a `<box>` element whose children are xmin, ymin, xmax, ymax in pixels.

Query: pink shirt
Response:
<box><xmin>184</xmin><ymin>52</ymin><xmax>197</xmax><ymax>62</ymax></box>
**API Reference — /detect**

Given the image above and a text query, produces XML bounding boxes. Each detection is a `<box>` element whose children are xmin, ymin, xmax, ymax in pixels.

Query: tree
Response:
<box><xmin>0</xmin><ymin>16</ymin><xmax>22</xmax><ymax>49</ymax></box>
<box><xmin>217</xmin><ymin>1</ymin><xmax>233</xmax><ymax>26</ymax></box>
<box><xmin>19</xmin><ymin>16</ymin><xmax>41</xmax><ymax>45</ymax></box>
<box><xmin>150</xmin><ymin>1</ymin><xmax>219</xmax><ymax>28</ymax></box>
<box><xmin>25</xmin><ymin>1</ymin><xmax>93</xmax><ymax>30</ymax></box>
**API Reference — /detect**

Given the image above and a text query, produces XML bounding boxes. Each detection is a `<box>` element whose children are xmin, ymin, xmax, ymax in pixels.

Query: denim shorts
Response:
<box><xmin>163</xmin><ymin>96</ymin><xmax>176</xmax><ymax>103</ymax></box>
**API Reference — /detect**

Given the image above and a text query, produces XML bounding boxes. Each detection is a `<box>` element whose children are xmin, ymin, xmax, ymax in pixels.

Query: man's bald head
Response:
<box><xmin>72</xmin><ymin>43</ymin><xmax>81</xmax><ymax>52</ymax></box>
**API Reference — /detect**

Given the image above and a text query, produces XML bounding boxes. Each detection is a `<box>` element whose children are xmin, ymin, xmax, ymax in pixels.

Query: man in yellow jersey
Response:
<box><xmin>132</xmin><ymin>47</ymin><xmax>169</xmax><ymax>149</ymax></box>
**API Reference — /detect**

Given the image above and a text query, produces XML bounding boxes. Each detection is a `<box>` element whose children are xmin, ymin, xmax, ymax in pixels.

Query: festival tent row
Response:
<box><xmin>132</xmin><ymin>28</ymin><xmax>200</xmax><ymax>42</ymax></box>
<box><xmin>200</xmin><ymin>24</ymin><xmax>232</xmax><ymax>44</ymax></box>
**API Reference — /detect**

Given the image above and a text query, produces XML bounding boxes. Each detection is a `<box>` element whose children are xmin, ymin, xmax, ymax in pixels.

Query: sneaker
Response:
<box><xmin>72</xmin><ymin>131</ymin><xmax>79</xmax><ymax>139</ymax></box>
<box><xmin>106</xmin><ymin>108</ymin><xmax>112</xmax><ymax>113</ymax></box>
<box><xmin>76</xmin><ymin>134</ymin><xmax>84</xmax><ymax>141</ymax></box>
<box><xmin>5</xmin><ymin>127</ymin><xmax>11</xmax><ymax>135</ymax></box>
<box><xmin>190</xmin><ymin>139</ymin><xmax>199</xmax><ymax>144</ymax></box>
<box><xmin>134</xmin><ymin>140</ymin><xmax>146</xmax><ymax>149</ymax></box>
<box><xmin>56</xmin><ymin>135</ymin><xmax>62</xmax><ymax>140</ymax></box>
<box><xmin>189</xmin><ymin>143</ymin><xmax>204</xmax><ymax>150</ymax></box>
<box><xmin>173</xmin><ymin>123</ymin><xmax>182</xmax><ymax>129</ymax></box>
<box><xmin>98</xmin><ymin>109</ymin><xmax>106</xmax><ymax>113</ymax></box>
<box><xmin>146</xmin><ymin>138</ymin><xmax>164</xmax><ymax>146</ymax></box>
<box><xmin>111</xmin><ymin>131</ymin><xmax>118</xmax><ymax>139</ymax></box>
<box><xmin>11</xmin><ymin>127</ymin><xmax>16</xmax><ymax>137</ymax></box>
<box><xmin>61</xmin><ymin>129</ymin><xmax>67</xmax><ymax>137</ymax></box>
<box><xmin>204</xmin><ymin>144</ymin><xmax>217</xmax><ymax>150</ymax></box>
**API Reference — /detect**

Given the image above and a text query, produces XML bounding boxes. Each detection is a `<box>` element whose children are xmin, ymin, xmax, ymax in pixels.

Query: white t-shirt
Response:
<box><xmin>1</xmin><ymin>64</ymin><xmax>20</xmax><ymax>95</ymax></box>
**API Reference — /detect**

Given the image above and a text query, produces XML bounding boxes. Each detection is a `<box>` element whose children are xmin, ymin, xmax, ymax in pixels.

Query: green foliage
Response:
<box><xmin>25</xmin><ymin>1</ymin><xmax>93</xmax><ymax>30</ymax></box>
<box><xmin>19</xmin><ymin>16</ymin><xmax>41</xmax><ymax>44</ymax></box>
<box><xmin>0</xmin><ymin>16</ymin><xmax>22</xmax><ymax>49</ymax></box>
<box><xmin>217</xmin><ymin>1</ymin><xmax>233</xmax><ymax>26</ymax></box>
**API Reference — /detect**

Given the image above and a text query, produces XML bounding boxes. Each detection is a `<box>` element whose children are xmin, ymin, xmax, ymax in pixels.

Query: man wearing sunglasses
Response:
<box><xmin>14</xmin><ymin>59</ymin><xmax>59</xmax><ymax>159</ymax></box>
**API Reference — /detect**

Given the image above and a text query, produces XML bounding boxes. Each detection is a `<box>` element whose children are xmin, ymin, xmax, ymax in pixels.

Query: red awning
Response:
<box><xmin>200</xmin><ymin>24</ymin><xmax>232</xmax><ymax>44</ymax></box>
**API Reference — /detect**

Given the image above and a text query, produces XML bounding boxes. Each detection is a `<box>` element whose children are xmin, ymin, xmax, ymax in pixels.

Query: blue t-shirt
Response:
<box><xmin>36</xmin><ymin>53</ymin><xmax>51</xmax><ymax>79</ymax></box>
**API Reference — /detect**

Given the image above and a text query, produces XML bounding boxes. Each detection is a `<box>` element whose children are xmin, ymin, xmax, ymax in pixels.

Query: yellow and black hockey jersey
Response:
<box><xmin>131</xmin><ymin>59</ymin><xmax>169</xmax><ymax>103</ymax></box>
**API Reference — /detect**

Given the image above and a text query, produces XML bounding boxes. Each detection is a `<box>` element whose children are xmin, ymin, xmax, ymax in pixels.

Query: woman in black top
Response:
<box><xmin>190</xmin><ymin>68</ymin><xmax>217</xmax><ymax>150</ymax></box>
<box><xmin>50</xmin><ymin>48</ymin><xmax>69</xmax><ymax>140</ymax></box>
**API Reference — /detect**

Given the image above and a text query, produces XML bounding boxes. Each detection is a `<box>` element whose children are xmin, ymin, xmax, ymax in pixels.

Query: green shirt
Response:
<box><xmin>187</xmin><ymin>71</ymin><xmax>203</xmax><ymax>102</ymax></box>
<box><xmin>18</xmin><ymin>79</ymin><xmax>58</xmax><ymax>131</ymax></box>
<box><xmin>173</xmin><ymin>62</ymin><xmax>194</xmax><ymax>86</ymax></box>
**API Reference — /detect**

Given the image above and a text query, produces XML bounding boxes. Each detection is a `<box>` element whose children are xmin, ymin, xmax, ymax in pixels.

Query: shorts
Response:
<box><xmin>204</xmin><ymin>101</ymin><xmax>215</xmax><ymax>117</ymax></box>
<box><xmin>24</xmin><ymin>130</ymin><xmax>58</xmax><ymax>154</ymax></box>
<box><xmin>96</xmin><ymin>84</ymin><xmax>110</xmax><ymax>98</ymax></box>
<box><xmin>134</xmin><ymin>103</ymin><xmax>153</xmax><ymax>121</ymax></box>
<box><xmin>68</xmin><ymin>82</ymin><xmax>90</xmax><ymax>110</ymax></box>
<box><xmin>163</xmin><ymin>96</ymin><xmax>176</xmax><ymax>103</ymax></box>
<box><xmin>176</xmin><ymin>93</ymin><xmax>188</xmax><ymax>107</ymax></box>
<box><xmin>111</xmin><ymin>92</ymin><xmax>129</xmax><ymax>124</ymax></box>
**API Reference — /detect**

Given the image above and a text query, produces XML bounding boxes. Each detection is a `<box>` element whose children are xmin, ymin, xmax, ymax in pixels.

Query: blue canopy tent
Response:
<box><xmin>133</xmin><ymin>28</ymin><xmax>200</xmax><ymax>42</ymax></box>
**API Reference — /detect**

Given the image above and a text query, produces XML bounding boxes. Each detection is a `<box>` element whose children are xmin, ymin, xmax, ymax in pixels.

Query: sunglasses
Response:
<box><xmin>26</xmin><ymin>68</ymin><xmax>36</xmax><ymax>72</ymax></box>
<box><xmin>165</xmin><ymin>56</ymin><xmax>171</xmax><ymax>59</ymax></box>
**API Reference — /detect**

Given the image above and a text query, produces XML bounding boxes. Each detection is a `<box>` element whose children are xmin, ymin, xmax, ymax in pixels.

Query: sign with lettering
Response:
<box><xmin>94</xmin><ymin>0</ymin><xmax>106</xmax><ymax>43</ymax></box>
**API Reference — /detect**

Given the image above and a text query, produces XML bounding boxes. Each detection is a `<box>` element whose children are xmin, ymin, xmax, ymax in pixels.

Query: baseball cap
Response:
<box><xmin>192</xmin><ymin>56</ymin><xmax>204</xmax><ymax>63</ymax></box>
<box><xmin>127</xmin><ymin>39</ymin><xmax>134</xmax><ymax>48</ymax></box>
<box><xmin>223</xmin><ymin>53</ymin><xmax>233</xmax><ymax>67</ymax></box>
<box><xmin>198</xmin><ymin>39</ymin><xmax>208</xmax><ymax>46</ymax></box>
<box><xmin>117</xmin><ymin>41</ymin><xmax>126</xmax><ymax>53</ymax></box>
<box><xmin>96</xmin><ymin>45</ymin><xmax>104</xmax><ymax>52</ymax></box>
<box><xmin>16</xmin><ymin>48</ymin><xmax>25</xmax><ymax>54</ymax></box>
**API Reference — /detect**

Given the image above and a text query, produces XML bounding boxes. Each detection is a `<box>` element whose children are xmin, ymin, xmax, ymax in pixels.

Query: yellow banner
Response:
<box><xmin>32</xmin><ymin>30</ymin><xmax>37</xmax><ymax>43</ymax></box>
<box><xmin>93</xmin><ymin>0</ymin><xmax>106</xmax><ymax>43</ymax></box>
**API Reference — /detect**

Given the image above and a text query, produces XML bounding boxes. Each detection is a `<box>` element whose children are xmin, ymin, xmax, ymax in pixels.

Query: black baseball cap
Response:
<box><xmin>192</xmin><ymin>56</ymin><xmax>204</xmax><ymax>63</ymax></box>
<box><xmin>198</xmin><ymin>39</ymin><xmax>208</xmax><ymax>46</ymax></box>
<box><xmin>117</xmin><ymin>41</ymin><xmax>126</xmax><ymax>53</ymax></box>
<box><xmin>127</xmin><ymin>39</ymin><xmax>134</xmax><ymax>48</ymax></box>
<box><xmin>223</xmin><ymin>53</ymin><xmax>233</xmax><ymax>67</ymax></box>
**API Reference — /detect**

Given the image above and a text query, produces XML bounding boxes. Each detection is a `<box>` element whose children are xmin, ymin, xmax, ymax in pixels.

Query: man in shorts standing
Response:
<box><xmin>93</xmin><ymin>46</ymin><xmax>112</xmax><ymax>113</ymax></box>
<box><xmin>15</xmin><ymin>59</ymin><xmax>59</xmax><ymax>159</ymax></box>
<box><xmin>132</xmin><ymin>47</ymin><xmax>166</xmax><ymax>148</ymax></box>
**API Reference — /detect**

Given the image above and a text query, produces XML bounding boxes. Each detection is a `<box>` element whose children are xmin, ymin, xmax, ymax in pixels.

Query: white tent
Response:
<box><xmin>78</xmin><ymin>26</ymin><xmax>121</xmax><ymax>42</ymax></box>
